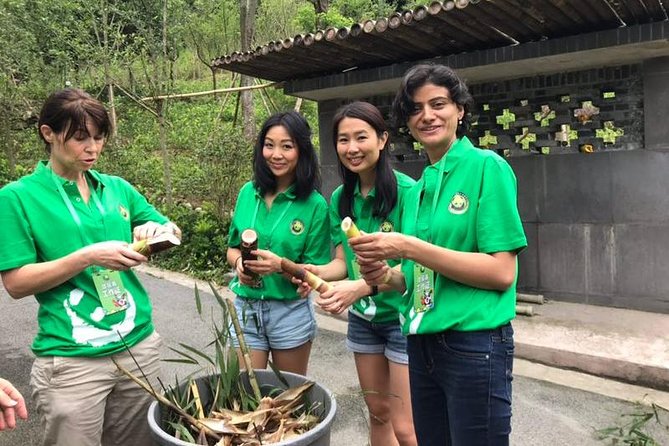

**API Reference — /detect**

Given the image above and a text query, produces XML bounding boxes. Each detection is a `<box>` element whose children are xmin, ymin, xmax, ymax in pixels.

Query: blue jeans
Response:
<box><xmin>407</xmin><ymin>323</ymin><xmax>514</xmax><ymax>446</ymax></box>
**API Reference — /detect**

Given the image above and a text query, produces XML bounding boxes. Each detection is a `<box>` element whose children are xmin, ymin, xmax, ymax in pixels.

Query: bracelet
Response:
<box><xmin>370</xmin><ymin>285</ymin><xmax>378</xmax><ymax>296</ymax></box>
<box><xmin>234</xmin><ymin>256</ymin><xmax>243</xmax><ymax>269</ymax></box>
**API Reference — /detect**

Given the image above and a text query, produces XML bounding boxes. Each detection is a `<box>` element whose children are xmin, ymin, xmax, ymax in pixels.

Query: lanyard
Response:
<box><xmin>251</xmin><ymin>195</ymin><xmax>293</xmax><ymax>249</ymax></box>
<box><xmin>49</xmin><ymin>168</ymin><xmax>106</xmax><ymax>247</ymax></box>
<box><xmin>416</xmin><ymin>156</ymin><xmax>446</xmax><ymax>243</ymax></box>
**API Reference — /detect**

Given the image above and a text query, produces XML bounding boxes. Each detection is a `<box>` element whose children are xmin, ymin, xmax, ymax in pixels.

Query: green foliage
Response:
<box><xmin>596</xmin><ymin>403</ymin><xmax>668</xmax><ymax>445</ymax></box>
<box><xmin>151</xmin><ymin>203</ymin><xmax>232</xmax><ymax>283</ymax></box>
<box><xmin>0</xmin><ymin>0</ymin><xmax>328</xmax><ymax>281</ymax></box>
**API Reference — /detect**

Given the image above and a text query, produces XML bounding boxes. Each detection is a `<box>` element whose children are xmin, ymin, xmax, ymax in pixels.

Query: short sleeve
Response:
<box><xmin>119</xmin><ymin>178</ymin><xmax>168</xmax><ymax>226</ymax></box>
<box><xmin>0</xmin><ymin>187</ymin><xmax>37</xmax><ymax>271</ymax></box>
<box><xmin>328</xmin><ymin>187</ymin><xmax>344</xmax><ymax>248</ymax></box>
<box><xmin>300</xmin><ymin>195</ymin><xmax>331</xmax><ymax>265</ymax></box>
<box><xmin>476</xmin><ymin>157</ymin><xmax>527</xmax><ymax>254</ymax></box>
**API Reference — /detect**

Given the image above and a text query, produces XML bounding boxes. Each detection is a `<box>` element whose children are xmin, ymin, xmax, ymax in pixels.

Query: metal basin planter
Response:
<box><xmin>147</xmin><ymin>369</ymin><xmax>337</xmax><ymax>446</ymax></box>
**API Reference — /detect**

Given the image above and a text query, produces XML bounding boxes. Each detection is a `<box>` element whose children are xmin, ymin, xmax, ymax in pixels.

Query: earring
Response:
<box><xmin>458</xmin><ymin>119</ymin><xmax>463</xmax><ymax>125</ymax></box>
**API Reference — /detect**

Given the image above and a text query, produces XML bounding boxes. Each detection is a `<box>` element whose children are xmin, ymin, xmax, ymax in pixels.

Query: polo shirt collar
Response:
<box><xmin>253</xmin><ymin>183</ymin><xmax>297</xmax><ymax>200</ymax></box>
<box><xmin>33</xmin><ymin>160</ymin><xmax>106</xmax><ymax>190</ymax></box>
<box><xmin>354</xmin><ymin>180</ymin><xmax>376</xmax><ymax>199</ymax></box>
<box><xmin>428</xmin><ymin>136</ymin><xmax>474</xmax><ymax>174</ymax></box>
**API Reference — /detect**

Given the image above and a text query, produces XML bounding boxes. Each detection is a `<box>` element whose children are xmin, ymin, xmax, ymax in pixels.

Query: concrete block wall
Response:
<box><xmin>468</xmin><ymin>65</ymin><xmax>644</xmax><ymax>156</ymax></box>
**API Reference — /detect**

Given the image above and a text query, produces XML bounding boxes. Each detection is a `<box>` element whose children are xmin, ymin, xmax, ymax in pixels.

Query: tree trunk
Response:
<box><xmin>160</xmin><ymin>0</ymin><xmax>173</xmax><ymax>205</ymax></box>
<box><xmin>102</xmin><ymin>0</ymin><xmax>117</xmax><ymax>137</ymax></box>
<box><xmin>240</xmin><ymin>0</ymin><xmax>258</xmax><ymax>141</ymax></box>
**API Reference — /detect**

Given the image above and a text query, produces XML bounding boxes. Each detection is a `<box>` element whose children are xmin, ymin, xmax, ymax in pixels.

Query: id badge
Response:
<box><xmin>413</xmin><ymin>263</ymin><xmax>434</xmax><ymax>313</ymax></box>
<box><xmin>92</xmin><ymin>269</ymin><xmax>130</xmax><ymax>315</ymax></box>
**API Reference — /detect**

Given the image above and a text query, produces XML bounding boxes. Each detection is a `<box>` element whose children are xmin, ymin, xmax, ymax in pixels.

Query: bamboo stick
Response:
<box><xmin>139</xmin><ymin>82</ymin><xmax>278</xmax><ymax>102</ymax></box>
<box><xmin>223</xmin><ymin>298</ymin><xmax>262</xmax><ymax>401</ymax></box>
<box><xmin>280</xmin><ymin>258</ymin><xmax>332</xmax><ymax>293</ymax></box>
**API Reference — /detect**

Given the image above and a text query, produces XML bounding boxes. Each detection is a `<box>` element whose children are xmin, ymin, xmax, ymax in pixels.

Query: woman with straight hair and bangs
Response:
<box><xmin>349</xmin><ymin>64</ymin><xmax>527</xmax><ymax>446</ymax></box>
<box><xmin>301</xmin><ymin>101</ymin><xmax>417</xmax><ymax>446</ymax></box>
<box><xmin>0</xmin><ymin>88</ymin><xmax>181</xmax><ymax>446</ymax></box>
<box><xmin>226</xmin><ymin>111</ymin><xmax>330</xmax><ymax>375</ymax></box>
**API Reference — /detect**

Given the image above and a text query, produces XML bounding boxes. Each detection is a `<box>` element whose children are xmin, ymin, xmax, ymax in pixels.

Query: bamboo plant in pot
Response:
<box><xmin>115</xmin><ymin>283</ymin><xmax>336</xmax><ymax>446</ymax></box>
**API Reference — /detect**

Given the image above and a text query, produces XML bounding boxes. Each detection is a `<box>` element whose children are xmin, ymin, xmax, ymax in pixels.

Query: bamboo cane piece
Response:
<box><xmin>222</xmin><ymin>297</ymin><xmax>263</xmax><ymax>402</ymax></box>
<box><xmin>341</xmin><ymin>216</ymin><xmax>361</xmax><ymax>238</ymax></box>
<box><xmin>280</xmin><ymin>258</ymin><xmax>332</xmax><ymax>293</ymax></box>
<box><xmin>240</xmin><ymin>229</ymin><xmax>261</xmax><ymax>286</ymax></box>
<box><xmin>112</xmin><ymin>359</ymin><xmax>222</xmax><ymax>441</ymax></box>
<box><xmin>341</xmin><ymin>217</ymin><xmax>392</xmax><ymax>284</ymax></box>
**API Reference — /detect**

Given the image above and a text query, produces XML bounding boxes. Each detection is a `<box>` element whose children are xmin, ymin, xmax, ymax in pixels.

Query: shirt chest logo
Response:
<box><xmin>290</xmin><ymin>219</ymin><xmax>305</xmax><ymax>235</ymax></box>
<box><xmin>448</xmin><ymin>192</ymin><xmax>469</xmax><ymax>215</ymax></box>
<box><xmin>119</xmin><ymin>205</ymin><xmax>130</xmax><ymax>220</ymax></box>
<box><xmin>380</xmin><ymin>221</ymin><xmax>394</xmax><ymax>232</ymax></box>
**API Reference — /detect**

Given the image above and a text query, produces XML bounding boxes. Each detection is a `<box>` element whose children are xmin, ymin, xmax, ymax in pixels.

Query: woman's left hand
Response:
<box><xmin>315</xmin><ymin>280</ymin><xmax>362</xmax><ymax>315</ymax></box>
<box><xmin>245</xmin><ymin>249</ymin><xmax>282</xmax><ymax>276</ymax></box>
<box><xmin>133</xmin><ymin>221</ymin><xmax>180</xmax><ymax>242</ymax></box>
<box><xmin>349</xmin><ymin>231</ymin><xmax>406</xmax><ymax>263</ymax></box>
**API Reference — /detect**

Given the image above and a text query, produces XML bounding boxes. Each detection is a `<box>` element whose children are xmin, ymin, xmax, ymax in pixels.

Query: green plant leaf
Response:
<box><xmin>177</xmin><ymin>343</ymin><xmax>215</xmax><ymax>366</ymax></box>
<box><xmin>167</xmin><ymin>346</ymin><xmax>201</xmax><ymax>365</ymax></box>
<box><xmin>194</xmin><ymin>283</ymin><xmax>202</xmax><ymax>316</ymax></box>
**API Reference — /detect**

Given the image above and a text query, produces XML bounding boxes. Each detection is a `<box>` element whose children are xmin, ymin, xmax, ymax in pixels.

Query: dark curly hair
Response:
<box><xmin>391</xmin><ymin>64</ymin><xmax>474</xmax><ymax>138</ymax></box>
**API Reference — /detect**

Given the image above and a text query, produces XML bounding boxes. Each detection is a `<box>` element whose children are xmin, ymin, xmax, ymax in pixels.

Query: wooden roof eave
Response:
<box><xmin>385</xmin><ymin>15</ymin><xmax>468</xmax><ymax>52</ymax></box>
<box><xmin>426</xmin><ymin>4</ymin><xmax>502</xmax><ymax>46</ymax></box>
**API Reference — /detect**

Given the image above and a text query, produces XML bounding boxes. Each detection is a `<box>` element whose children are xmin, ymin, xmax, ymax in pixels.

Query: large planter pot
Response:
<box><xmin>147</xmin><ymin>369</ymin><xmax>337</xmax><ymax>446</ymax></box>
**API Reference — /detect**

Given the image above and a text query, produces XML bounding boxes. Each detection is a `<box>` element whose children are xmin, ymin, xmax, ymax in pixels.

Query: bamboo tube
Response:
<box><xmin>341</xmin><ymin>217</ymin><xmax>392</xmax><ymax>284</ymax></box>
<box><xmin>240</xmin><ymin>229</ymin><xmax>261</xmax><ymax>286</ymax></box>
<box><xmin>517</xmin><ymin>293</ymin><xmax>545</xmax><ymax>305</ymax></box>
<box><xmin>224</xmin><ymin>298</ymin><xmax>263</xmax><ymax>401</ymax></box>
<box><xmin>280</xmin><ymin>258</ymin><xmax>332</xmax><ymax>293</ymax></box>
<box><xmin>516</xmin><ymin>304</ymin><xmax>534</xmax><ymax>316</ymax></box>
<box><xmin>341</xmin><ymin>217</ymin><xmax>361</xmax><ymax>238</ymax></box>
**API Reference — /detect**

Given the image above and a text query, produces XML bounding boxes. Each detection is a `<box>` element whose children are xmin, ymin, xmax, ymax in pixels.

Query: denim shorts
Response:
<box><xmin>346</xmin><ymin>312</ymin><xmax>408</xmax><ymax>364</ymax></box>
<box><xmin>231</xmin><ymin>297</ymin><xmax>317</xmax><ymax>351</ymax></box>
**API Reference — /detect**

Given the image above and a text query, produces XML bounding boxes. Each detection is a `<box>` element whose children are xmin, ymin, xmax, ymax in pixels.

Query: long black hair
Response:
<box><xmin>252</xmin><ymin>111</ymin><xmax>321</xmax><ymax>200</ymax></box>
<box><xmin>392</xmin><ymin>64</ymin><xmax>474</xmax><ymax>137</ymax></box>
<box><xmin>331</xmin><ymin>101</ymin><xmax>397</xmax><ymax>221</ymax></box>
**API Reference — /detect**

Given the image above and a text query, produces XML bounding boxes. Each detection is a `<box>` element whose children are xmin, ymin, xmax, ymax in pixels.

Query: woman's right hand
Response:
<box><xmin>0</xmin><ymin>378</ymin><xmax>28</xmax><ymax>431</ymax></box>
<box><xmin>80</xmin><ymin>241</ymin><xmax>147</xmax><ymax>271</ymax></box>
<box><xmin>236</xmin><ymin>256</ymin><xmax>258</xmax><ymax>286</ymax></box>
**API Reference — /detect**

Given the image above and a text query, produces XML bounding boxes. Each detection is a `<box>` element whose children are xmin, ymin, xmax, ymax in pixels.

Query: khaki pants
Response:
<box><xmin>30</xmin><ymin>331</ymin><xmax>162</xmax><ymax>446</ymax></box>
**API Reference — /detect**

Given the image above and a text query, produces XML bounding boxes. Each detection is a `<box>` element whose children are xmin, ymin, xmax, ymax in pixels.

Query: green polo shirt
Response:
<box><xmin>0</xmin><ymin>161</ymin><xmax>169</xmax><ymax>357</ymax></box>
<box><xmin>228</xmin><ymin>181</ymin><xmax>330</xmax><ymax>300</ymax></box>
<box><xmin>400</xmin><ymin>137</ymin><xmax>527</xmax><ymax>335</ymax></box>
<box><xmin>330</xmin><ymin>170</ymin><xmax>415</xmax><ymax>323</ymax></box>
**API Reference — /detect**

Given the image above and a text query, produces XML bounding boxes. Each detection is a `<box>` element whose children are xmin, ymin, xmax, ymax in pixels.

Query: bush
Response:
<box><xmin>152</xmin><ymin>202</ymin><xmax>232</xmax><ymax>283</ymax></box>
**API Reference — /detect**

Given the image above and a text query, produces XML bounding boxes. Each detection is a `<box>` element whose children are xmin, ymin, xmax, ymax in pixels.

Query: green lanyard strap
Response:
<box><xmin>251</xmin><ymin>196</ymin><xmax>293</xmax><ymax>249</ymax></box>
<box><xmin>50</xmin><ymin>169</ymin><xmax>106</xmax><ymax>247</ymax></box>
<box><xmin>416</xmin><ymin>157</ymin><xmax>446</xmax><ymax>244</ymax></box>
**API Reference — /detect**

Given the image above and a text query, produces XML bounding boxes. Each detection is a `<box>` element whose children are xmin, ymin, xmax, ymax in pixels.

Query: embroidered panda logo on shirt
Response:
<box><xmin>448</xmin><ymin>192</ymin><xmax>469</xmax><ymax>215</ymax></box>
<box><xmin>291</xmin><ymin>219</ymin><xmax>305</xmax><ymax>235</ymax></box>
<box><xmin>119</xmin><ymin>205</ymin><xmax>130</xmax><ymax>220</ymax></box>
